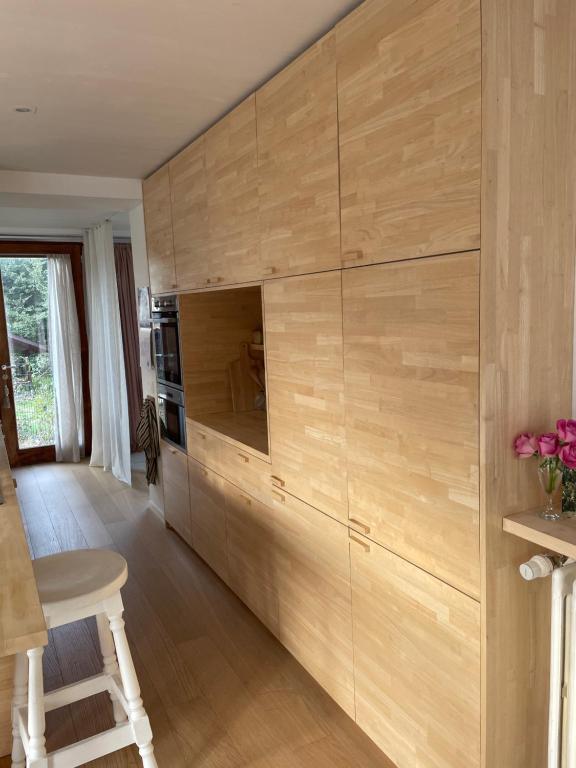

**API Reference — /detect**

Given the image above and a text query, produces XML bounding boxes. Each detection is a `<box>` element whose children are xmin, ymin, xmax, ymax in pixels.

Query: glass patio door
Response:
<box><xmin>0</xmin><ymin>257</ymin><xmax>56</xmax><ymax>465</ymax></box>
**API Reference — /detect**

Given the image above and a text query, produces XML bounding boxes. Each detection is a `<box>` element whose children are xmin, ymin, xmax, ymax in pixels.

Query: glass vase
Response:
<box><xmin>538</xmin><ymin>461</ymin><xmax>563</xmax><ymax>521</ymax></box>
<box><xmin>563</xmin><ymin>467</ymin><xmax>576</xmax><ymax>517</ymax></box>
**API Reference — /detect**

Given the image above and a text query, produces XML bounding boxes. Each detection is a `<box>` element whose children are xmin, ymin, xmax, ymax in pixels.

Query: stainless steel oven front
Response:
<box><xmin>157</xmin><ymin>383</ymin><xmax>186</xmax><ymax>451</ymax></box>
<box><xmin>151</xmin><ymin>295</ymin><xmax>183</xmax><ymax>389</ymax></box>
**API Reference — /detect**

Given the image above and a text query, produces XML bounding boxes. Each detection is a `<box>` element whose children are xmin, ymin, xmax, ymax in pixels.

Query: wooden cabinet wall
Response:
<box><xmin>160</xmin><ymin>440</ymin><xmax>192</xmax><ymax>546</ymax></box>
<box><xmin>143</xmin><ymin>166</ymin><xmax>176</xmax><ymax>294</ymax></box>
<box><xmin>336</xmin><ymin>0</ymin><xmax>481</xmax><ymax>268</ymax></box>
<box><xmin>257</xmin><ymin>33</ymin><xmax>340</xmax><ymax>278</ymax></box>
<box><xmin>188</xmin><ymin>458</ymin><xmax>229</xmax><ymax>584</ymax></box>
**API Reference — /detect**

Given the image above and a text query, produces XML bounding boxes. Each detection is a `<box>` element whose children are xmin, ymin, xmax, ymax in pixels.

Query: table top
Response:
<box><xmin>0</xmin><ymin>429</ymin><xmax>47</xmax><ymax>657</ymax></box>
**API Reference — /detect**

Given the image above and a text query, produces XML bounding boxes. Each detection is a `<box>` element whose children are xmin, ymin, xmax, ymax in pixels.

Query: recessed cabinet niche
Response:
<box><xmin>179</xmin><ymin>285</ymin><xmax>268</xmax><ymax>457</ymax></box>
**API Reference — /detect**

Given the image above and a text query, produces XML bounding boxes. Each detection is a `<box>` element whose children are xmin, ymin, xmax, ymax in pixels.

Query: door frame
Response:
<box><xmin>0</xmin><ymin>241</ymin><xmax>91</xmax><ymax>466</ymax></box>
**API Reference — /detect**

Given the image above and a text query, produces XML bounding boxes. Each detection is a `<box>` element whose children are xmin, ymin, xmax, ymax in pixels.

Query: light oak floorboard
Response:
<box><xmin>2</xmin><ymin>460</ymin><xmax>395</xmax><ymax>768</ymax></box>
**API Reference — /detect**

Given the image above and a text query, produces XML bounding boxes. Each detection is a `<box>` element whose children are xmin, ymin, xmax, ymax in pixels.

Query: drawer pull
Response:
<box><xmin>237</xmin><ymin>453</ymin><xmax>249</xmax><ymax>463</ymax></box>
<box><xmin>263</xmin><ymin>266</ymin><xmax>277</xmax><ymax>276</ymax></box>
<box><xmin>349</xmin><ymin>517</ymin><xmax>371</xmax><ymax>534</ymax></box>
<box><xmin>272</xmin><ymin>490</ymin><xmax>286</xmax><ymax>504</ymax></box>
<box><xmin>197</xmin><ymin>432</ymin><xmax>206</xmax><ymax>440</ymax></box>
<box><xmin>343</xmin><ymin>249</ymin><xmax>364</xmax><ymax>263</ymax></box>
<box><xmin>206</xmin><ymin>276</ymin><xmax>223</xmax><ymax>285</ymax></box>
<box><xmin>271</xmin><ymin>475</ymin><xmax>285</xmax><ymax>488</ymax></box>
<box><xmin>240</xmin><ymin>494</ymin><xmax>252</xmax><ymax>506</ymax></box>
<box><xmin>349</xmin><ymin>533</ymin><xmax>371</xmax><ymax>552</ymax></box>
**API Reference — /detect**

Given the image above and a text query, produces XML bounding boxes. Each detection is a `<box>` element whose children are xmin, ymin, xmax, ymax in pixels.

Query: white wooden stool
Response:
<box><xmin>11</xmin><ymin>549</ymin><xmax>158</xmax><ymax>768</ymax></box>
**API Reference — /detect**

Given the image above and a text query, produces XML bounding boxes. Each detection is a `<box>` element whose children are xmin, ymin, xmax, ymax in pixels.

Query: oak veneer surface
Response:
<box><xmin>142</xmin><ymin>165</ymin><xmax>176</xmax><ymax>294</ymax></box>
<box><xmin>179</xmin><ymin>286</ymin><xmax>263</xmax><ymax>418</ymax></box>
<box><xmin>160</xmin><ymin>440</ymin><xmax>191</xmax><ymax>546</ymax></box>
<box><xmin>350</xmin><ymin>532</ymin><xmax>480</xmax><ymax>768</ymax></box>
<box><xmin>192</xmin><ymin>409</ymin><xmax>269</xmax><ymax>459</ymax></box>
<box><xmin>343</xmin><ymin>252</ymin><xmax>480</xmax><ymax>598</ymax></box>
<box><xmin>480</xmin><ymin>2</ymin><xmax>576</xmax><ymax>766</ymax></box>
<box><xmin>258</xmin><ymin>33</ymin><xmax>340</xmax><ymax>278</ymax></box>
<box><xmin>169</xmin><ymin>136</ymin><xmax>209</xmax><ymax>291</ymax></box>
<box><xmin>336</xmin><ymin>0</ymin><xmax>481</xmax><ymax>268</ymax></box>
<box><xmin>7</xmin><ymin>460</ymin><xmax>395</xmax><ymax>768</ymax></box>
<box><xmin>205</xmin><ymin>95</ymin><xmax>260</xmax><ymax>286</ymax></box>
<box><xmin>187</xmin><ymin>458</ymin><xmax>229</xmax><ymax>584</ymax></box>
<box><xmin>0</xmin><ymin>657</ymin><xmax>14</xmax><ymax>757</ymax></box>
<box><xmin>503</xmin><ymin>512</ymin><xmax>576</xmax><ymax>561</ymax></box>
<box><xmin>264</xmin><ymin>271</ymin><xmax>348</xmax><ymax>522</ymax></box>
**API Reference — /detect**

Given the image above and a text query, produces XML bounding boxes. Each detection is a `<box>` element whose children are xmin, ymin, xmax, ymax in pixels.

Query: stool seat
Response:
<box><xmin>33</xmin><ymin>549</ymin><xmax>128</xmax><ymax>617</ymax></box>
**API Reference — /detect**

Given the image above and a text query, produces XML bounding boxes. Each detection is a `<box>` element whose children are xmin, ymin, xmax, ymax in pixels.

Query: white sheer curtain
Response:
<box><xmin>84</xmin><ymin>221</ymin><xmax>131</xmax><ymax>485</ymax></box>
<box><xmin>47</xmin><ymin>255</ymin><xmax>84</xmax><ymax>462</ymax></box>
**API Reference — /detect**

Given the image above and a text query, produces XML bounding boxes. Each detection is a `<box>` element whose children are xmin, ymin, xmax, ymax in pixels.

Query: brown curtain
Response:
<box><xmin>114</xmin><ymin>243</ymin><xmax>143</xmax><ymax>452</ymax></box>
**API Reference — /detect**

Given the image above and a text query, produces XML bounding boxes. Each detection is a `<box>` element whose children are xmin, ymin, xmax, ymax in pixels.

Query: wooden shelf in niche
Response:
<box><xmin>179</xmin><ymin>284</ymin><xmax>269</xmax><ymax>457</ymax></box>
<box><xmin>503</xmin><ymin>510</ymin><xmax>576</xmax><ymax>559</ymax></box>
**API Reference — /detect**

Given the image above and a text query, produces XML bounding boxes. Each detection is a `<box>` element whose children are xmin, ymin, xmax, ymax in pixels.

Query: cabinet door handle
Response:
<box><xmin>206</xmin><ymin>276</ymin><xmax>223</xmax><ymax>285</ymax></box>
<box><xmin>349</xmin><ymin>517</ymin><xmax>371</xmax><ymax>534</ymax></box>
<box><xmin>240</xmin><ymin>494</ymin><xmax>252</xmax><ymax>506</ymax></box>
<box><xmin>272</xmin><ymin>489</ymin><xmax>286</xmax><ymax>504</ymax></box>
<box><xmin>271</xmin><ymin>475</ymin><xmax>285</xmax><ymax>488</ymax></box>
<box><xmin>263</xmin><ymin>266</ymin><xmax>277</xmax><ymax>276</ymax></box>
<box><xmin>349</xmin><ymin>533</ymin><xmax>371</xmax><ymax>552</ymax></box>
<box><xmin>237</xmin><ymin>453</ymin><xmax>249</xmax><ymax>463</ymax></box>
<box><xmin>197</xmin><ymin>432</ymin><xmax>206</xmax><ymax>440</ymax></box>
<box><xmin>342</xmin><ymin>249</ymin><xmax>364</xmax><ymax>264</ymax></box>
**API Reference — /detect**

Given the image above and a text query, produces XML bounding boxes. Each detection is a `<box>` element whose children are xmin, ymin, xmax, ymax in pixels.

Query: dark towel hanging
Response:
<box><xmin>136</xmin><ymin>396</ymin><xmax>160</xmax><ymax>485</ymax></box>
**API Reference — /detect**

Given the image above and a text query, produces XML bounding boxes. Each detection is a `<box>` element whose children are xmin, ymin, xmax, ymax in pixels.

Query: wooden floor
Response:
<box><xmin>0</xmin><ymin>459</ymin><xmax>395</xmax><ymax>768</ymax></box>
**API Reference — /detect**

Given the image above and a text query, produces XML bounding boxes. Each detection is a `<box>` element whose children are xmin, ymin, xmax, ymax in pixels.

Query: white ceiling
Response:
<box><xmin>0</xmin><ymin>0</ymin><xmax>360</xmax><ymax>179</ymax></box>
<box><xmin>0</xmin><ymin>207</ymin><xmax>130</xmax><ymax>238</ymax></box>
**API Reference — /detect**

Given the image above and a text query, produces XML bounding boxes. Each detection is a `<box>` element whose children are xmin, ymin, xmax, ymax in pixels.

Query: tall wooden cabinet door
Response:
<box><xmin>224</xmin><ymin>483</ymin><xmax>279</xmax><ymax>634</ymax></box>
<box><xmin>205</xmin><ymin>95</ymin><xmax>260</xmax><ymax>286</ymax></box>
<box><xmin>188</xmin><ymin>458</ymin><xmax>229</xmax><ymax>584</ymax></box>
<box><xmin>336</xmin><ymin>0</ymin><xmax>481</xmax><ymax>268</ymax></box>
<box><xmin>143</xmin><ymin>166</ymin><xmax>176</xmax><ymax>294</ymax></box>
<box><xmin>169</xmin><ymin>137</ymin><xmax>209</xmax><ymax>290</ymax></box>
<box><xmin>161</xmin><ymin>441</ymin><xmax>192</xmax><ymax>546</ymax></box>
<box><xmin>270</xmin><ymin>490</ymin><xmax>355</xmax><ymax>717</ymax></box>
<box><xmin>349</xmin><ymin>533</ymin><xmax>480</xmax><ymax>768</ymax></box>
<box><xmin>257</xmin><ymin>33</ymin><xmax>340</xmax><ymax>278</ymax></box>
<box><xmin>343</xmin><ymin>252</ymin><xmax>480</xmax><ymax>598</ymax></box>
<box><xmin>264</xmin><ymin>271</ymin><xmax>348</xmax><ymax>522</ymax></box>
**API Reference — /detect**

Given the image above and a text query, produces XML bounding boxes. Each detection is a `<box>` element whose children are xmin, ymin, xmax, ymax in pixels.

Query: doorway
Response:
<box><xmin>0</xmin><ymin>242</ymin><xmax>90</xmax><ymax>466</ymax></box>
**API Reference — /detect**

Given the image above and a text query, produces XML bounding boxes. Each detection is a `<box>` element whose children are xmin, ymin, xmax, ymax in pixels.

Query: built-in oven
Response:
<box><xmin>157</xmin><ymin>383</ymin><xmax>186</xmax><ymax>451</ymax></box>
<box><xmin>151</xmin><ymin>295</ymin><xmax>182</xmax><ymax>389</ymax></box>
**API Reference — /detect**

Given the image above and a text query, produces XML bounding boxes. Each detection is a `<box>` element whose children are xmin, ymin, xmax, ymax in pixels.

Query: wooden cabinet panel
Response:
<box><xmin>161</xmin><ymin>440</ymin><xmax>191</xmax><ymax>545</ymax></box>
<box><xmin>143</xmin><ymin>166</ymin><xmax>176</xmax><ymax>294</ymax></box>
<box><xmin>215</xmin><ymin>440</ymin><xmax>271</xmax><ymax>506</ymax></box>
<box><xmin>225</xmin><ymin>483</ymin><xmax>279</xmax><ymax>634</ymax></box>
<box><xmin>270</xmin><ymin>489</ymin><xmax>355</xmax><ymax>717</ymax></box>
<box><xmin>264</xmin><ymin>272</ymin><xmax>348</xmax><ymax>521</ymax></box>
<box><xmin>336</xmin><ymin>0</ymin><xmax>481</xmax><ymax>267</ymax></box>
<box><xmin>343</xmin><ymin>253</ymin><xmax>480</xmax><ymax>598</ymax></box>
<box><xmin>257</xmin><ymin>33</ymin><xmax>340</xmax><ymax>278</ymax></box>
<box><xmin>186</xmin><ymin>418</ymin><xmax>221</xmax><ymax>471</ymax></box>
<box><xmin>170</xmin><ymin>136</ymin><xmax>208</xmax><ymax>290</ymax></box>
<box><xmin>349</xmin><ymin>533</ymin><xmax>480</xmax><ymax>768</ymax></box>
<box><xmin>188</xmin><ymin>458</ymin><xmax>229</xmax><ymax>584</ymax></box>
<box><xmin>205</xmin><ymin>95</ymin><xmax>260</xmax><ymax>285</ymax></box>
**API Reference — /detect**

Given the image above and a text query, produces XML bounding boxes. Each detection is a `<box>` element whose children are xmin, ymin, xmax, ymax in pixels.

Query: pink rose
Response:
<box><xmin>560</xmin><ymin>442</ymin><xmax>576</xmax><ymax>469</ymax></box>
<box><xmin>557</xmin><ymin>419</ymin><xmax>576</xmax><ymax>443</ymax></box>
<box><xmin>538</xmin><ymin>432</ymin><xmax>560</xmax><ymax>457</ymax></box>
<box><xmin>514</xmin><ymin>433</ymin><xmax>538</xmax><ymax>458</ymax></box>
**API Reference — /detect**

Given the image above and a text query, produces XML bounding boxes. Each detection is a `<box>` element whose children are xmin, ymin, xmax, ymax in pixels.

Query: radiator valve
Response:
<box><xmin>519</xmin><ymin>554</ymin><xmax>568</xmax><ymax>581</ymax></box>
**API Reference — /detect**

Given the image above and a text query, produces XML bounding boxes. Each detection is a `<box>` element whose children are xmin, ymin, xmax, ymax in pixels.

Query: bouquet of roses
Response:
<box><xmin>514</xmin><ymin>419</ymin><xmax>576</xmax><ymax>468</ymax></box>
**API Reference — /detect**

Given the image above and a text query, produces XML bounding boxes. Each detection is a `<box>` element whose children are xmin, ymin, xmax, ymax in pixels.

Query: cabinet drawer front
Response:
<box><xmin>216</xmin><ymin>441</ymin><xmax>271</xmax><ymax>505</ymax></box>
<box><xmin>188</xmin><ymin>458</ymin><xmax>229</xmax><ymax>584</ymax></box>
<box><xmin>269</xmin><ymin>489</ymin><xmax>355</xmax><ymax>716</ymax></box>
<box><xmin>343</xmin><ymin>253</ymin><xmax>480</xmax><ymax>598</ymax></box>
<box><xmin>349</xmin><ymin>533</ymin><xmax>480</xmax><ymax>768</ymax></box>
<box><xmin>186</xmin><ymin>420</ymin><xmax>221</xmax><ymax>470</ymax></box>
<box><xmin>264</xmin><ymin>271</ymin><xmax>348</xmax><ymax>522</ymax></box>
<box><xmin>224</xmin><ymin>483</ymin><xmax>279</xmax><ymax>634</ymax></box>
<box><xmin>161</xmin><ymin>441</ymin><xmax>191</xmax><ymax>545</ymax></box>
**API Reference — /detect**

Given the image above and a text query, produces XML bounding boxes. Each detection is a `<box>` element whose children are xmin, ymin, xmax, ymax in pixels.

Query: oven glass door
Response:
<box><xmin>153</xmin><ymin>319</ymin><xmax>182</xmax><ymax>387</ymax></box>
<box><xmin>158</xmin><ymin>396</ymin><xmax>186</xmax><ymax>450</ymax></box>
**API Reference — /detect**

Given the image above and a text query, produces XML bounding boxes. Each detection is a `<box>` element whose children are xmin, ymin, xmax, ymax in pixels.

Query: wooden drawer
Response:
<box><xmin>161</xmin><ymin>440</ymin><xmax>192</xmax><ymax>545</ymax></box>
<box><xmin>268</xmin><ymin>488</ymin><xmax>355</xmax><ymax>717</ymax></box>
<box><xmin>225</xmin><ymin>483</ymin><xmax>279</xmax><ymax>635</ymax></box>
<box><xmin>215</xmin><ymin>440</ymin><xmax>271</xmax><ymax>505</ymax></box>
<box><xmin>349</xmin><ymin>531</ymin><xmax>480</xmax><ymax>768</ymax></box>
<box><xmin>188</xmin><ymin>458</ymin><xmax>229</xmax><ymax>584</ymax></box>
<box><xmin>186</xmin><ymin>420</ymin><xmax>221</xmax><ymax>472</ymax></box>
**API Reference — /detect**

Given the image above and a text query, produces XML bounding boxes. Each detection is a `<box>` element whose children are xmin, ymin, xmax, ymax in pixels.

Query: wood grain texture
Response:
<box><xmin>480</xmin><ymin>1</ymin><xmax>576</xmax><ymax>766</ymax></box>
<box><xmin>350</xmin><ymin>532</ymin><xmax>480</xmax><ymax>768</ymax></box>
<box><xmin>336</xmin><ymin>0</ymin><xmax>481</xmax><ymax>267</ymax></box>
<box><xmin>0</xmin><ymin>657</ymin><xmax>14</xmax><ymax>757</ymax></box>
<box><xmin>188</xmin><ymin>458</ymin><xmax>229</xmax><ymax>584</ymax></box>
<box><xmin>205</xmin><ymin>95</ymin><xmax>260</xmax><ymax>285</ymax></box>
<box><xmin>179</xmin><ymin>286</ymin><xmax>263</xmax><ymax>418</ymax></box>
<box><xmin>257</xmin><ymin>33</ymin><xmax>340</xmax><ymax>278</ymax></box>
<box><xmin>503</xmin><ymin>512</ymin><xmax>576</xmax><ymax>561</ymax></box>
<box><xmin>190</xmin><ymin>410</ymin><xmax>269</xmax><ymax>460</ymax></box>
<box><xmin>214</xmin><ymin>439</ymin><xmax>272</xmax><ymax>505</ymax></box>
<box><xmin>142</xmin><ymin>165</ymin><xmax>176</xmax><ymax>294</ymax></box>
<box><xmin>264</xmin><ymin>271</ymin><xmax>348</xmax><ymax>522</ymax></box>
<box><xmin>343</xmin><ymin>252</ymin><xmax>480</xmax><ymax>598</ymax></box>
<box><xmin>169</xmin><ymin>136</ymin><xmax>209</xmax><ymax>291</ymax></box>
<box><xmin>160</xmin><ymin>441</ymin><xmax>191</xmax><ymax>546</ymax></box>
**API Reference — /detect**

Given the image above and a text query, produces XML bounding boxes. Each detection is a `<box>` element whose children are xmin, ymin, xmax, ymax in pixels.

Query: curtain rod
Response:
<box><xmin>0</xmin><ymin>235</ymin><xmax>132</xmax><ymax>243</ymax></box>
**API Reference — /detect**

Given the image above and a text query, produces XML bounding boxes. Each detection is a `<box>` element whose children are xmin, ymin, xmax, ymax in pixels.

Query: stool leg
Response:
<box><xmin>108</xmin><ymin>612</ymin><xmax>158</xmax><ymax>768</ymax></box>
<box><xmin>27</xmin><ymin>647</ymin><xmax>47</xmax><ymax>768</ymax></box>
<box><xmin>11</xmin><ymin>652</ymin><xmax>27</xmax><ymax>768</ymax></box>
<box><xmin>96</xmin><ymin>613</ymin><xmax>128</xmax><ymax>725</ymax></box>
